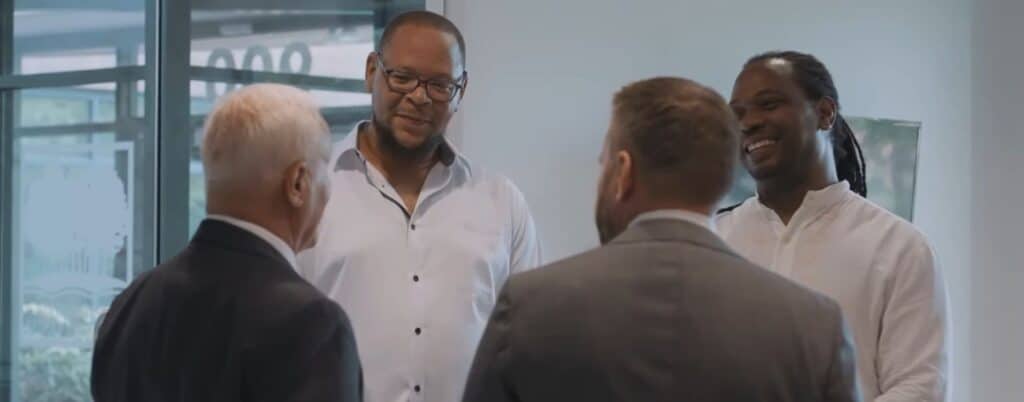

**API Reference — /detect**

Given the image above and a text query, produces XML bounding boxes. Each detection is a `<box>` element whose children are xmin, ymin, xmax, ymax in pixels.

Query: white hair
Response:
<box><xmin>200</xmin><ymin>83</ymin><xmax>331</xmax><ymax>194</ymax></box>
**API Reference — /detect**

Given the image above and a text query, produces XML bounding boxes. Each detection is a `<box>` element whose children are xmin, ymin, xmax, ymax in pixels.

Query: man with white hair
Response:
<box><xmin>92</xmin><ymin>83</ymin><xmax>363</xmax><ymax>402</ymax></box>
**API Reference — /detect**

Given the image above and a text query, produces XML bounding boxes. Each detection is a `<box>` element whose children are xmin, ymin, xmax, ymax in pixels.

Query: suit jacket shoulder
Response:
<box><xmin>476</xmin><ymin>218</ymin><xmax>853</xmax><ymax>402</ymax></box>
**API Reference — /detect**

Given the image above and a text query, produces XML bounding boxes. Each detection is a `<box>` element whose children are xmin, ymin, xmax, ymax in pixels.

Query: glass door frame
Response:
<box><xmin>1</xmin><ymin>0</ymin><xmax>15</xmax><ymax>398</ymax></box>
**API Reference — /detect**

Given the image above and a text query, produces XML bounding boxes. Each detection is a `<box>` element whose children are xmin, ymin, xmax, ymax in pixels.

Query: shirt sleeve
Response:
<box><xmin>506</xmin><ymin>181</ymin><xmax>542</xmax><ymax>274</ymax></box>
<box><xmin>875</xmin><ymin>239</ymin><xmax>949</xmax><ymax>402</ymax></box>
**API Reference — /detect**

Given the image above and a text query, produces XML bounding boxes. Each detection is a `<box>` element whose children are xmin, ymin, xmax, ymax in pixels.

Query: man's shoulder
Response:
<box><xmin>451</xmin><ymin>158</ymin><xmax>532</xmax><ymax>214</ymax></box>
<box><xmin>457</xmin><ymin>159</ymin><xmax>522</xmax><ymax>195</ymax></box>
<box><xmin>159</xmin><ymin>244</ymin><xmax>330</xmax><ymax>311</ymax></box>
<box><xmin>506</xmin><ymin>240</ymin><xmax>841</xmax><ymax>326</ymax></box>
<box><xmin>845</xmin><ymin>194</ymin><xmax>932</xmax><ymax>247</ymax></box>
<box><xmin>500</xmin><ymin>247</ymin><xmax>609</xmax><ymax>313</ymax></box>
<box><xmin>515</xmin><ymin>246</ymin><xmax>607</xmax><ymax>284</ymax></box>
<box><xmin>506</xmin><ymin>241</ymin><xmax>707</xmax><ymax>299</ymax></box>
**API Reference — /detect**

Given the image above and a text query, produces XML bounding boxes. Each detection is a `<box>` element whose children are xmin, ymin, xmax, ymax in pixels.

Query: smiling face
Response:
<box><xmin>729</xmin><ymin>60</ymin><xmax>833</xmax><ymax>183</ymax></box>
<box><xmin>365</xmin><ymin>24</ymin><xmax>465</xmax><ymax>154</ymax></box>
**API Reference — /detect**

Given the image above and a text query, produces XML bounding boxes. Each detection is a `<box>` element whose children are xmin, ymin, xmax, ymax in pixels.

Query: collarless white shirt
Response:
<box><xmin>206</xmin><ymin>214</ymin><xmax>297</xmax><ymax>269</ymax></box>
<box><xmin>297</xmin><ymin>122</ymin><xmax>542</xmax><ymax>402</ymax></box>
<box><xmin>716</xmin><ymin>181</ymin><xmax>949</xmax><ymax>402</ymax></box>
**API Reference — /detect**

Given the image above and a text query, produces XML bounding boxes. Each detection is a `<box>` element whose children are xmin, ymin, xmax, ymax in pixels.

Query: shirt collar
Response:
<box><xmin>205</xmin><ymin>214</ymin><xmax>298</xmax><ymax>269</ymax></box>
<box><xmin>755</xmin><ymin>180</ymin><xmax>853</xmax><ymax>226</ymax></box>
<box><xmin>629</xmin><ymin>208</ymin><xmax>715</xmax><ymax>233</ymax></box>
<box><xmin>333</xmin><ymin>120</ymin><xmax>471</xmax><ymax>177</ymax></box>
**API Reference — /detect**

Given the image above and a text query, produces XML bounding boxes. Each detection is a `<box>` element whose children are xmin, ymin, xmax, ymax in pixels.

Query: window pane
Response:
<box><xmin>12</xmin><ymin>120</ymin><xmax>151</xmax><ymax>402</ymax></box>
<box><xmin>13</xmin><ymin>2</ymin><xmax>146</xmax><ymax>75</ymax></box>
<box><xmin>15</xmin><ymin>132</ymin><xmax>134</xmax><ymax>402</ymax></box>
<box><xmin>3</xmin><ymin>2</ymin><xmax>153</xmax><ymax>402</ymax></box>
<box><xmin>186</xmin><ymin>0</ymin><xmax>424</xmax><ymax>235</ymax></box>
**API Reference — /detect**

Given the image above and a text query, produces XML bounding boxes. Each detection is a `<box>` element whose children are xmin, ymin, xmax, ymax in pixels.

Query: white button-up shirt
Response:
<box><xmin>716</xmin><ymin>181</ymin><xmax>948</xmax><ymax>402</ymax></box>
<box><xmin>297</xmin><ymin>122</ymin><xmax>542</xmax><ymax>402</ymax></box>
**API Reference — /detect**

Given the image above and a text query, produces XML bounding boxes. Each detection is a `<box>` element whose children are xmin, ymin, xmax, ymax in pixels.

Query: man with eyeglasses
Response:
<box><xmin>297</xmin><ymin>11</ymin><xmax>541</xmax><ymax>402</ymax></box>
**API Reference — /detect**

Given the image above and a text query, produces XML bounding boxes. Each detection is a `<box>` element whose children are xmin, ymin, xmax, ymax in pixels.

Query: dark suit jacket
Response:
<box><xmin>463</xmin><ymin>218</ymin><xmax>860</xmax><ymax>402</ymax></box>
<box><xmin>92</xmin><ymin>219</ymin><xmax>363</xmax><ymax>402</ymax></box>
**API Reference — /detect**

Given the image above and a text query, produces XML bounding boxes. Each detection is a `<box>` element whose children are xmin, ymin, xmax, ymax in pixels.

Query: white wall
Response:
<box><xmin>971</xmin><ymin>1</ymin><xmax>1024</xmax><ymax>401</ymax></box>
<box><xmin>446</xmin><ymin>0</ymin><xmax>973</xmax><ymax>400</ymax></box>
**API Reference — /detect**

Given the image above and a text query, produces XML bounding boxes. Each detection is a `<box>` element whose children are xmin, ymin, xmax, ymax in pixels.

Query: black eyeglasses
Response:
<box><xmin>375</xmin><ymin>53</ymin><xmax>466</xmax><ymax>102</ymax></box>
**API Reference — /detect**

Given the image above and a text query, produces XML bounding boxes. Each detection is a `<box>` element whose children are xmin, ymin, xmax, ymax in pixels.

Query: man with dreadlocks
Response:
<box><xmin>717</xmin><ymin>51</ymin><xmax>948</xmax><ymax>402</ymax></box>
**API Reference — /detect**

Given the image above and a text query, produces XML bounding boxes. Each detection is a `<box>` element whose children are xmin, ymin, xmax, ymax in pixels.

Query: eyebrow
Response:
<box><xmin>731</xmin><ymin>89</ymin><xmax>784</xmax><ymax>106</ymax></box>
<box><xmin>752</xmin><ymin>89</ymin><xmax>785</xmax><ymax>98</ymax></box>
<box><xmin>384</xmin><ymin>62</ymin><xmax>460</xmax><ymax>82</ymax></box>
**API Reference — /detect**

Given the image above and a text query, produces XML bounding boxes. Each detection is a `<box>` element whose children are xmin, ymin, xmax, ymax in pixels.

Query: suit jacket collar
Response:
<box><xmin>610</xmin><ymin>217</ymin><xmax>739</xmax><ymax>258</ymax></box>
<box><xmin>190</xmin><ymin>219</ymin><xmax>294</xmax><ymax>271</ymax></box>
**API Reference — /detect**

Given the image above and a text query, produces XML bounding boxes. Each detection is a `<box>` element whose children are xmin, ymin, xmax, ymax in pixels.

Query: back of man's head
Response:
<box><xmin>201</xmin><ymin>83</ymin><xmax>330</xmax><ymax>203</ymax></box>
<box><xmin>611</xmin><ymin>77</ymin><xmax>739</xmax><ymax>208</ymax></box>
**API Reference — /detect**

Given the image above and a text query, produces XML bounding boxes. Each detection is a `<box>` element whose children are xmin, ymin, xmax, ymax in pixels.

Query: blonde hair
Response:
<box><xmin>200</xmin><ymin>83</ymin><xmax>330</xmax><ymax>195</ymax></box>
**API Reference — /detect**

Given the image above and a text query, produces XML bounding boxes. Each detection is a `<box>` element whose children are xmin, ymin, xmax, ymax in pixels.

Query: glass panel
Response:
<box><xmin>4</xmin><ymin>3</ymin><xmax>153</xmax><ymax>402</ymax></box>
<box><xmin>15</xmin><ymin>132</ymin><xmax>134</xmax><ymax>402</ymax></box>
<box><xmin>18</xmin><ymin>91</ymin><xmax>91</xmax><ymax>127</ymax></box>
<box><xmin>13</xmin><ymin>3</ymin><xmax>146</xmax><ymax>75</ymax></box>
<box><xmin>9</xmin><ymin>84</ymin><xmax>152</xmax><ymax>402</ymax></box>
<box><xmin>186</xmin><ymin>0</ymin><xmax>425</xmax><ymax>236</ymax></box>
<box><xmin>17</xmin><ymin>86</ymin><xmax>139</xmax><ymax>128</ymax></box>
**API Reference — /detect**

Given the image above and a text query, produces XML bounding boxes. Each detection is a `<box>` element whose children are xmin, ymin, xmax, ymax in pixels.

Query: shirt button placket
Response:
<box><xmin>409</xmin><ymin>215</ymin><xmax>425</xmax><ymax>402</ymax></box>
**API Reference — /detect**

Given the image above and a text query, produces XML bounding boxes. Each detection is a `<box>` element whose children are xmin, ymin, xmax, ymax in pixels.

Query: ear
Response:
<box><xmin>817</xmin><ymin>96</ymin><xmax>838</xmax><ymax>131</ymax></box>
<box><xmin>453</xmin><ymin>71</ymin><xmax>468</xmax><ymax>112</ymax></box>
<box><xmin>613</xmin><ymin>150</ymin><xmax>635</xmax><ymax>202</ymax></box>
<box><xmin>365</xmin><ymin>52</ymin><xmax>378</xmax><ymax>93</ymax></box>
<box><xmin>284</xmin><ymin>160</ymin><xmax>310</xmax><ymax>208</ymax></box>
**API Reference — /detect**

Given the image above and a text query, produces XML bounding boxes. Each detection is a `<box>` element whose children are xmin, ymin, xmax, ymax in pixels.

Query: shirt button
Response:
<box><xmin>415</xmin><ymin>327</ymin><xmax>422</xmax><ymax>335</ymax></box>
<box><xmin>414</xmin><ymin>385</ymin><xmax>421</xmax><ymax>393</ymax></box>
<box><xmin>411</xmin><ymin>223</ymin><xmax>417</xmax><ymax>230</ymax></box>
<box><xmin>413</xmin><ymin>275</ymin><xmax>420</xmax><ymax>282</ymax></box>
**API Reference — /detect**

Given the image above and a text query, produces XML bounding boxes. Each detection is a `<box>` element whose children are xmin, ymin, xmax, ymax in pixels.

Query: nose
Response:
<box><xmin>406</xmin><ymin>83</ymin><xmax>432</xmax><ymax>105</ymax></box>
<box><xmin>739</xmin><ymin>114</ymin><xmax>764</xmax><ymax>136</ymax></box>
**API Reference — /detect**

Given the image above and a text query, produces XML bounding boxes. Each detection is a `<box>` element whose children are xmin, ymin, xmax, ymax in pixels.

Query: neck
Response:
<box><xmin>626</xmin><ymin>195</ymin><xmax>713</xmax><ymax>226</ymax></box>
<box><xmin>359</xmin><ymin>122</ymin><xmax>439</xmax><ymax>192</ymax></box>
<box><xmin>207</xmin><ymin>198</ymin><xmax>300</xmax><ymax>253</ymax></box>
<box><xmin>642</xmin><ymin>199</ymin><xmax>713</xmax><ymax>217</ymax></box>
<box><xmin>756</xmin><ymin>159</ymin><xmax>838</xmax><ymax>225</ymax></box>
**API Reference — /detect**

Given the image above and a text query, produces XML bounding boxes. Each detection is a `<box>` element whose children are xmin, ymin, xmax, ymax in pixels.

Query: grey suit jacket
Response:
<box><xmin>462</xmin><ymin>218</ymin><xmax>860</xmax><ymax>402</ymax></box>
